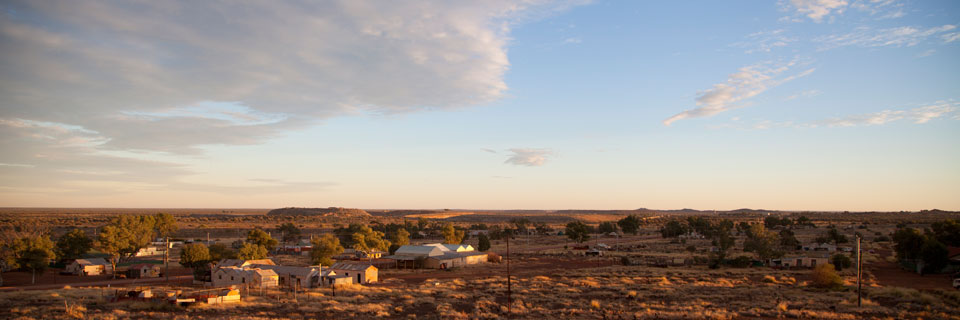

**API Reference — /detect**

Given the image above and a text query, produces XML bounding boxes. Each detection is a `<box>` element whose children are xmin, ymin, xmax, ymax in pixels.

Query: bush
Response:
<box><xmin>487</xmin><ymin>252</ymin><xmax>502</xmax><ymax>263</ymax></box>
<box><xmin>831</xmin><ymin>254</ymin><xmax>852</xmax><ymax>271</ymax></box>
<box><xmin>620</xmin><ymin>256</ymin><xmax>631</xmax><ymax>266</ymax></box>
<box><xmin>811</xmin><ymin>263</ymin><xmax>843</xmax><ymax>289</ymax></box>
<box><xmin>727</xmin><ymin>256</ymin><xmax>752</xmax><ymax>268</ymax></box>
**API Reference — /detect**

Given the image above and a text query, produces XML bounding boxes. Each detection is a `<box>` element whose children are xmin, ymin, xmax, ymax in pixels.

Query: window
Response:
<box><xmin>231</xmin><ymin>276</ymin><xmax>234</xmax><ymax>280</ymax></box>
<box><xmin>219</xmin><ymin>275</ymin><xmax>222</xmax><ymax>279</ymax></box>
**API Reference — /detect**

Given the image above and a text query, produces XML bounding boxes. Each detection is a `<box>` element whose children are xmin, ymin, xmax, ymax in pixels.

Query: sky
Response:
<box><xmin>1</xmin><ymin>0</ymin><xmax>958</xmax><ymax>211</ymax></box>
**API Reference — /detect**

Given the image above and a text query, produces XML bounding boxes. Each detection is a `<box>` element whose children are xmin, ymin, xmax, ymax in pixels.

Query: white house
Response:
<box><xmin>66</xmin><ymin>258</ymin><xmax>112</xmax><ymax>276</ymax></box>
<box><xmin>330</xmin><ymin>262</ymin><xmax>378</xmax><ymax>284</ymax></box>
<box><xmin>387</xmin><ymin>243</ymin><xmax>487</xmax><ymax>269</ymax></box>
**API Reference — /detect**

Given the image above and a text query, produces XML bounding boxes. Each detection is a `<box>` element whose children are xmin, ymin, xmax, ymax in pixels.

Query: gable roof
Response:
<box><xmin>331</xmin><ymin>262</ymin><xmax>376</xmax><ymax>271</ymax></box>
<box><xmin>250</xmin><ymin>264</ymin><xmax>320</xmax><ymax>277</ymax></box>
<box><xmin>128</xmin><ymin>263</ymin><xmax>160</xmax><ymax>270</ymax></box>
<box><xmin>394</xmin><ymin>245</ymin><xmax>446</xmax><ymax>257</ymax></box>
<box><xmin>73</xmin><ymin>258</ymin><xmax>110</xmax><ymax>266</ymax></box>
<box><xmin>216</xmin><ymin>259</ymin><xmax>276</xmax><ymax>268</ymax></box>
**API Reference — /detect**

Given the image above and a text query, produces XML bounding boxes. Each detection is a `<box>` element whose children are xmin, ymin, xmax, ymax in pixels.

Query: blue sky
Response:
<box><xmin>1</xmin><ymin>0</ymin><xmax>958</xmax><ymax>210</ymax></box>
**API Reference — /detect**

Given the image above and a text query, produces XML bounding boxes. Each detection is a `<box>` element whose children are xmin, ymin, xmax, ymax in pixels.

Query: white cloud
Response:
<box><xmin>916</xmin><ymin>49</ymin><xmax>936</xmax><ymax>58</ymax></box>
<box><xmin>822</xmin><ymin>103</ymin><xmax>958</xmax><ymax>127</ymax></box>
<box><xmin>0</xmin><ymin>0</ymin><xmax>585</xmax><ymax>154</ymax></box>
<box><xmin>504</xmin><ymin>148</ymin><xmax>554</xmax><ymax>166</ymax></box>
<box><xmin>663</xmin><ymin>61</ymin><xmax>815</xmax><ymax>126</ymax></box>
<box><xmin>785</xmin><ymin>89</ymin><xmax>822</xmax><ymax>101</ymax></box>
<box><xmin>787</xmin><ymin>0</ymin><xmax>849</xmax><ymax>22</ymax></box>
<box><xmin>943</xmin><ymin>33</ymin><xmax>960</xmax><ymax>43</ymax></box>
<box><xmin>816</xmin><ymin>25</ymin><xmax>957</xmax><ymax>49</ymax></box>
<box><xmin>732</xmin><ymin>29</ymin><xmax>797</xmax><ymax>54</ymax></box>
<box><xmin>563</xmin><ymin>37</ymin><xmax>582</xmax><ymax>44</ymax></box>
<box><xmin>716</xmin><ymin>101</ymin><xmax>959</xmax><ymax>129</ymax></box>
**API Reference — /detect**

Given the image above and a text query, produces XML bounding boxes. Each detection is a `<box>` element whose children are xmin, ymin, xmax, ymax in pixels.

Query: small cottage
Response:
<box><xmin>127</xmin><ymin>263</ymin><xmax>162</xmax><ymax>278</ymax></box>
<box><xmin>330</xmin><ymin>262</ymin><xmax>378</xmax><ymax>284</ymax></box>
<box><xmin>66</xmin><ymin>258</ymin><xmax>112</xmax><ymax>276</ymax></box>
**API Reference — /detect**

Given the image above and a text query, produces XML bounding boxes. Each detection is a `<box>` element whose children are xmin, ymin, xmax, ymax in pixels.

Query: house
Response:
<box><xmin>249</xmin><ymin>264</ymin><xmax>323</xmax><ymax>289</ymax></box>
<box><xmin>134</xmin><ymin>246</ymin><xmax>165</xmax><ymax>257</ymax></box>
<box><xmin>211</xmin><ymin>266</ymin><xmax>279</xmax><ymax>289</ymax></box>
<box><xmin>802</xmin><ymin>243</ymin><xmax>837</xmax><ymax>252</ymax></box>
<box><xmin>386</xmin><ymin>243</ymin><xmax>487</xmax><ymax>269</ymax></box>
<box><xmin>330</xmin><ymin>262</ymin><xmax>378</xmax><ymax>284</ymax></box>
<box><xmin>66</xmin><ymin>258</ymin><xmax>112</xmax><ymax>276</ymax></box>
<box><xmin>127</xmin><ymin>263</ymin><xmax>161</xmax><ymax>278</ymax></box>
<box><xmin>769</xmin><ymin>255</ymin><xmax>829</xmax><ymax>269</ymax></box>
<box><xmin>215</xmin><ymin>259</ymin><xmax>276</xmax><ymax>269</ymax></box>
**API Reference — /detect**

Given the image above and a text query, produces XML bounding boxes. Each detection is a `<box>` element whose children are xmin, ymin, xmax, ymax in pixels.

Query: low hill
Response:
<box><xmin>266</xmin><ymin>207</ymin><xmax>371</xmax><ymax>217</ymax></box>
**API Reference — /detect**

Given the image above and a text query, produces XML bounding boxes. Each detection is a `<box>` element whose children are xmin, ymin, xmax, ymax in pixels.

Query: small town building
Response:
<box><xmin>66</xmin><ymin>258</ymin><xmax>113</xmax><ymax>276</ymax></box>
<box><xmin>770</xmin><ymin>255</ymin><xmax>829</xmax><ymax>269</ymax></box>
<box><xmin>127</xmin><ymin>263</ymin><xmax>162</xmax><ymax>278</ymax></box>
<box><xmin>215</xmin><ymin>259</ymin><xmax>276</xmax><ymax>269</ymax></box>
<box><xmin>802</xmin><ymin>243</ymin><xmax>838</xmax><ymax>252</ymax></box>
<box><xmin>330</xmin><ymin>262</ymin><xmax>378</xmax><ymax>284</ymax></box>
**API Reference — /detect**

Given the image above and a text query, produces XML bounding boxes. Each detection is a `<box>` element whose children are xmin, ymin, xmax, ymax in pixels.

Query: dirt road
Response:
<box><xmin>869</xmin><ymin>249</ymin><xmax>954</xmax><ymax>290</ymax></box>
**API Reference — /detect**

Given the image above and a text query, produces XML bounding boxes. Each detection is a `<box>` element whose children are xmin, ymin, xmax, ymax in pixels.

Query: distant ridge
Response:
<box><xmin>266</xmin><ymin>207</ymin><xmax>371</xmax><ymax>217</ymax></box>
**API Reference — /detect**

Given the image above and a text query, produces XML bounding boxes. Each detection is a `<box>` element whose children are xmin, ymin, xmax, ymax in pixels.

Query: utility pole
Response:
<box><xmin>506</xmin><ymin>234</ymin><xmax>512</xmax><ymax>316</ymax></box>
<box><xmin>857</xmin><ymin>235</ymin><xmax>862</xmax><ymax>307</ymax></box>
<box><xmin>164</xmin><ymin>237</ymin><xmax>170</xmax><ymax>283</ymax></box>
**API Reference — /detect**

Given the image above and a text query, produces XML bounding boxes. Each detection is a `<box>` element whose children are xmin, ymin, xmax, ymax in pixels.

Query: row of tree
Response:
<box><xmin>892</xmin><ymin>219</ymin><xmax>959</xmax><ymax>274</ymax></box>
<box><xmin>0</xmin><ymin>213</ymin><xmax>178</xmax><ymax>284</ymax></box>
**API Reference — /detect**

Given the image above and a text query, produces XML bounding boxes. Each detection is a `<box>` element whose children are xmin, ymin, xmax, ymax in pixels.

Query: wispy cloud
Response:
<box><xmin>821</xmin><ymin>102</ymin><xmax>958</xmax><ymax>127</ymax></box>
<box><xmin>786</xmin><ymin>0</ymin><xmax>849</xmax><ymax>22</ymax></box>
<box><xmin>481</xmin><ymin>148</ymin><xmax>498</xmax><ymax>154</ymax></box>
<box><xmin>712</xmin><ymin>101</ymin><xmax>959</xmax><ymax>129</ymax></box>
<box><xmin>663</xmin><ymin>61</ymin><xmax>815</xmax><ymax>126</ymax></box>
<box><xmin>816</xmin><ymin>25</ymin><xmax>957</xmax><ymax>50</ymax></box>
<box><xmin>504</xmin><ymin>148</ymin><xmax>554</xmax><ymax>166</ymax></box>
<box><xmin>785</xmin><ymin>89</ymin><xmax>822</xmax><ymax>101</ymax></box>
<box><xmin>732</xmin><ymin>29</ymin><xmax>797</xmax><ymax>54</ymax></box>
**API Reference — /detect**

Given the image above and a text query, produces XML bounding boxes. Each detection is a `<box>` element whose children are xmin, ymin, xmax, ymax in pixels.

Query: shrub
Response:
<box><xmin>487</xmin><ymin>252</ymin><xmax>502</xmax><ymax>263</ymax></box>
<box><xmin>727</xmin><ymin>256</ymin><xmax>752</xmax><ymax>268</ymax></box>
<box><xmin>831</xmin><ymin>254</ymin><xmax>852</xmax><ymax>271</ymax></box>
<box><xmin>811</xmin><ymin>263</ymin><xmax>843</xmax><ymax>289</ymax></box>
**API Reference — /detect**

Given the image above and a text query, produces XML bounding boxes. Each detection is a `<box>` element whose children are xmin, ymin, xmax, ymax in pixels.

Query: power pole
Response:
<box><xmin>506</xmin><ymin>234</ymin><xmax>512</xmax><ymax>316</ymax></box>
<box><xmin>857</xmin><ymin>235</ymin><xmax>862</xmax><ymax>307</ymax></box>
<box><xmin>164</xmin><ymin>237</ymin><xmax>170</xmax><ymax>283</ymax></box>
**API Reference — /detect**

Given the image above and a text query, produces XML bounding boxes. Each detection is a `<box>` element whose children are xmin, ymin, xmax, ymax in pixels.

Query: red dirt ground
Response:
<box><xmin>379</xmin><ymin>256</ymin><xmax>618</xmax><ymax>285</ymax></box>
<box><xmin>868</xmin><ymin>249</ymin><xmax>954</xmax><ymax>290</ymax></box>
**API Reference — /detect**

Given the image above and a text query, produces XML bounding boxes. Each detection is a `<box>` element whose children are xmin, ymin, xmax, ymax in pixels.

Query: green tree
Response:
<box><xmin>56</xmin><ymin>229</ymin><xmax>92</xmax><ymax>261</ymax></box>
<box><xmin>441</xmin><ymin>223</ymin><xmax>465</xmax><ymax>244</ymax></box>
<box><xmin>246</xmin><ymin>228</ymin><xmax>279</xmax><ymax>251</ymax></box>
<box><xmin>511</xmin><ymin>218</ymin><xmax>531</xmax><ymax>233</ymax></box>
<box><xmin>831</xmin><ymin>253</ymin><xmax>852</xmax><ymax>271</ymax></box>
<box><xmin>180</xmin><ymin>243</ymin><xmax>212</xmax><ymax>269</ymax></box>
<box><xmin>310</xmin><ymin>234</ymin><xmax>344</xmax><ymax>266</ymax></box>
<box><xmin>417</xmin><ymin>218</ymin><xmax>429</xmax><ymax>231</ymax></box>
<box><xmin>660</xmin><ymin>220</ymin><xmax>687</xmax><ymax>238</ymax></box>
<box><xmin>352</xmin><ymin>225</ymin><xmax>391</xmax><ymax>253</ymax></box>
<box><xmin>919</xmin><ymin>238</ymin><xmax>948</xmax><ymax>274</ymax></box>
<box><xmin>392</xmin><ymin>228</ymin><xmax>410</xmax><ymax>246</ymax></box>
<box><xmin>153</xmin><ymin>213</ymin><xmax>178</xmax><ymax>238</ymax></box>
<box><xmin>278</xmin><ymin>223</ymin><xmax>302</xmax><ymax>244</ymax></box>
<box><xmin>931</xmin><ymin>219</ymin><xmax>960</xmax><ymax>246</ymax></box>
<box><xmin>779</xmin><ymin>229</ymin><xmax>799</xmax><ymax>249</ymax></box>
<box><xmin>237</xmin><ymin>243</ymin><xmax>268</xmax><ymax>260</ymax></box>
<box><xmin>598</xmin><ymin>222</ymin><xmax>617</xmax><ymax>234</ymax></box>
<box><xmin>11</xmin><ymin>235</ymin><xmax>56</xmax><ymax>284</ymax></box>
<box><xmin>478</xmin><ymin>233</ymin><xmax>491</xmax><ymax>252</ymax></box>
<box><xmin>565</xmin><ymin>221</ymin><xmax>591</xmax><ymax>243</ymax></box>
<box><xmin>710</xmin><ymin>227</ymin><xmax>735</xmax><ymax>268</ymax></box>
<box><xmin>743</xmin><ymin>225</ymin><xmax>782</xmax><ymax>261</ymax></box>
<box><xmin>824</xmin><ymin>227</ymin><xmax>849</xmax><ymax>246</ymax></box>
<box><xmin>534</xmin><ymin>223</ymin><xmax>551</xmax><ymax>235</ymax></box>
<box><xmin>96</xmin><ymin>215</ymin><xmax>157</xmax><ymax>278</ymax></box>
<box><xmin>208</xmin><ymin>243</ymin><xmax>236</xmax><ymax>261</ymax></box>
<box><xmin>617</xmin><ymin>215</ymin><xmax>642</xmax><ymax>235</ymax></box>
